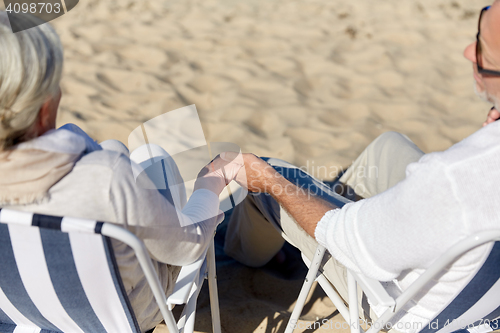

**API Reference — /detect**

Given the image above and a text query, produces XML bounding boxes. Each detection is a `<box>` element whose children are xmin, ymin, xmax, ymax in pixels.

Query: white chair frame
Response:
<box><xmin>100</xmin><ymin>222</ymin><xmax>222</xmax><ymax>333</ymax></box>
<box><xmin>285</xmin><ymin>230</ymin><xmax>500</xmax><ymax>333</ymax></box>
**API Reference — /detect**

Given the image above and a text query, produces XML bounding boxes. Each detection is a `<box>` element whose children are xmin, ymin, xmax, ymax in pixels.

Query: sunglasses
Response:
<box><xmin>476</xmin><ymin>6</ymin><xmax>500</xmax><ymax>77</ymax></box>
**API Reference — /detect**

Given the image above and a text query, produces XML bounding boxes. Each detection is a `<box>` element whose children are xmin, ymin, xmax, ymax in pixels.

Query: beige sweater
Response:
<box><xmin>1</xmin><ymin>127</ymin><xmax>221</xmax><ymax>332</ymax></box>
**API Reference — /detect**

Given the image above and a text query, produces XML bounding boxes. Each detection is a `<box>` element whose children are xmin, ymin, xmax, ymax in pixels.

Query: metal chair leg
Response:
<box><xmin>348</xmin><ymin>271</ymin><xmax>360</xmax><ymax>333</ymax></box>
<box><xmin>284</xmin><ymin>245</ymin><xmax>327</xmax><ymax>333</ymax></box>
<box><xmin>207</xmin><ymin>239</ymin><xmax>221</xmax><ymax>333</ymax></box>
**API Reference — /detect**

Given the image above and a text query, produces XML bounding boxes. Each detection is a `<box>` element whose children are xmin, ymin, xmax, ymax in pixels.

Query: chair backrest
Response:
<box><xmin>366</xmin><ymin>231</ymin><xmax>500</xmax><ymax>333</ymax></box>
<box><xmin>0</xmin><ymin>208</ymin><xmax>141</xmax><ymax>333</ymax></box>
<box><xmin>286</xmin><ymin>231</ymin><xmax>500</xmax><ymax>333</ymax></box>
<box><xmin>419</xmin><ymin>241</ymin><xmax>500</xmax><ymax>333</ymax></box>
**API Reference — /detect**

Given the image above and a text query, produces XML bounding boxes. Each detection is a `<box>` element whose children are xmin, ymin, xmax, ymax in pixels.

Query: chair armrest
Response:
<box><xmin>351</xmin><ymin>271</ymin><xmax>395</xmax><ymax>308</ymax></box>
<box><xmin>167</xmin><ymin>257</ymin><xmax>206</xmax><ymax>307</ymax></box>
<box><xmin>300</xmin><ymin>249</ymin><xmax>394</xmax><ymax>308</ymax></box>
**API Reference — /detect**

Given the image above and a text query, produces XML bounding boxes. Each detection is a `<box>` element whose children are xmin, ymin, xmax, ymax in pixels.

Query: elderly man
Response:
<box><xmin>224</xmin><ymin>2</ymin><xmax>500</xmax><ymax>332</ymax></box>
<box><xmin>0</xmin><ymin>12</ymin><xmax>243</xmax><ymax>333</ymax></box>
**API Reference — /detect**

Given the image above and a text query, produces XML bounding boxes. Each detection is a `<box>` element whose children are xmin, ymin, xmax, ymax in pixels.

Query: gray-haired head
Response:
<box><xmin>0</xmin><ymin>11</ymin><xmax>63</xmax><ymax>150</ymax></box>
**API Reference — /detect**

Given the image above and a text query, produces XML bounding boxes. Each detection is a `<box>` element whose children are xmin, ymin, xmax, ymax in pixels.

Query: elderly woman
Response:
<box><xmin>0</xmin><ymin>12</ymin><xmax>242</xmax><ymax>332</ymax></box>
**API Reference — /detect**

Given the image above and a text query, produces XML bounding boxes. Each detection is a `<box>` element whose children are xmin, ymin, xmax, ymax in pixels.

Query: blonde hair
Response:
<box><xmin>0</xmin><ymin>12</ymin><xmax>63</xmax><ymax>150</ymax></box>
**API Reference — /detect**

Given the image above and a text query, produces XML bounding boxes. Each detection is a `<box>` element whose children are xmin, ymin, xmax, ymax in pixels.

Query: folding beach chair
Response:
<box><xmin>0</xmin><ymin>208</ymin><xmax>222</xmax><ymax>333</ymax></box>
<box><xmin>285</xmin><ymin>230</ymin><xmax>500</xmax><ymax>333</ymax></box>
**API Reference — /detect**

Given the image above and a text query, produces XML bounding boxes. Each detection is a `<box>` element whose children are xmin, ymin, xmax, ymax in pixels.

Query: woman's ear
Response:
<box><xmin>37</xmin><ymin>99</ymin><xmax>53</xmax><ymax>128</ymax></box>
<box><xmin>34</xmin><ymin>88</ymin><xmax>61</xmax><ymax>135</ymax></box>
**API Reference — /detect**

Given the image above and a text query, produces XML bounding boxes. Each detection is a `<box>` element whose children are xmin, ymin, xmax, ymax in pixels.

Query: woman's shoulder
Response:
<box><xmin>76</xmin><ymin>148</ymin><xmax>128</xmax><ymax>169</ymax></box>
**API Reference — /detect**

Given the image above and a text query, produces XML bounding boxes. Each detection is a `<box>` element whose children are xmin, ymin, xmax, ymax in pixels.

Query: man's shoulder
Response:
<box><xmin>435</xmin><ymin>123</ymin><xmax>500</xmax><ymax>165</ymax></box>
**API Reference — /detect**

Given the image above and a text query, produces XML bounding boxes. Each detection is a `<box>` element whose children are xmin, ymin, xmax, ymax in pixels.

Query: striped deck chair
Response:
<box><xmin>0</xmin><ymin>208</ymin><xmax>221</xmax><ymax>333</ymax></box>
<box><xmin>285</xmin><ymin>230</ymin><xmax>500</xmax><ymax>333</ymax></box>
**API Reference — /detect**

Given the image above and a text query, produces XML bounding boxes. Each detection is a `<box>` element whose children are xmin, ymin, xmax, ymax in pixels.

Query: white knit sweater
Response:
<box><xmin>315</xmin><ymin>122</ymin><xmax>500</xmax><ymax>333</ymax></box>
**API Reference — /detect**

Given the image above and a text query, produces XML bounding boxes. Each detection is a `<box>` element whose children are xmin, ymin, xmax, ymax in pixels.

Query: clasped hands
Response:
<box><xmin>194</xmin><ymin>152</ymin><xmax>283</xmax><ymax>196</ymax></box>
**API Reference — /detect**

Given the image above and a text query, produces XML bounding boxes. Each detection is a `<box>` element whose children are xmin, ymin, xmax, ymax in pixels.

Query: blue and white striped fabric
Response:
<box><xmin>0</xmin><ymin>208</ymin><xmax>140</xmax><ymax>333</ymax></box>
<box><xmin>419</xmin><ymin>242</ymin><xmax>500</xmax><ymax>333</ymax></box>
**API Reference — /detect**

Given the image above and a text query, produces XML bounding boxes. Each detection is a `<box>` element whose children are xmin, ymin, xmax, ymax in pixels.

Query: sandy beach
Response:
<box><xmin>46</xmin><ymin>0</ymin><xmax>492</xmax><ymax>178</ymax></box>
<box><xmin>1</xmin><ymin>0</ymin><xmax>495</xmax><ymax>331</ymax></box>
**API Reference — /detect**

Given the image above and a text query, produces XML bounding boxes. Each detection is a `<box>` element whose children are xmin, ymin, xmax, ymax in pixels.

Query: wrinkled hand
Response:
<box><xmin>483</xmin><ymin>107</ymin><xmax>500</xmax><ymax>127</ymax></box>
<box><xmin>194</xmin><ymin>152</ymin><xmax>245</xmax><ymax>195</ymax></box>
<box><xmin>220</xmin><ymin>153</ymin><xmax>281</xmax><ymax>194</ymax></box>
